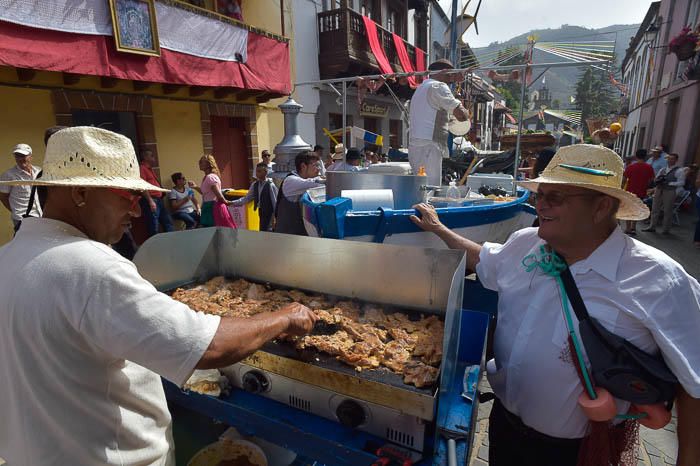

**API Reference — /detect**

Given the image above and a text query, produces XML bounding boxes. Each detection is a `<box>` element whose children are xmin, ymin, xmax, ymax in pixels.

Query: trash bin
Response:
<box><xmin>223</xmin><ymin>189</ymin><xmax>260</xmax><ymax>230</ymax></box>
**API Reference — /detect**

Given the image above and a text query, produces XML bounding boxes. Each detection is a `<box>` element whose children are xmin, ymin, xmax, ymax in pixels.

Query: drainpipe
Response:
<box><xmin>280</xmin><ymin>0</ymin><xmax>285</xmax><ymax>36</ymax></box>
<box><xmin>647</xmin><ymin>0</ymin><xmax>676</xmax><ymax>148</ymax></box>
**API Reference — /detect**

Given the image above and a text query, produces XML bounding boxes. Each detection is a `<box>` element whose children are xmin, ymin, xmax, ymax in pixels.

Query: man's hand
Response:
<box><xmin>278</xmin><ymin>303</ymin><xmax>318</xmax><ymax>336</ymax></box>
<box><xmin>149</xmin><ymin>199</ymin><xmax>157</xmax><ymax>213</ymax></box>
<box><xmin>410</xmin><ymin>203</ymin><xmax>446</xmax><ymax>233</ymax></box>
<box><xmin>0</xmin><ymin>192</ymin><xmax>11</xmax><ymax>212</ymax></box>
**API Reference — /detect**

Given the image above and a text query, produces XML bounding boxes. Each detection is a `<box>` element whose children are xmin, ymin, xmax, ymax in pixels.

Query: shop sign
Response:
<box><xmin>360</xmin><ymin>101</ymin><xmax>389</xmax><ymax>117</ymax></box>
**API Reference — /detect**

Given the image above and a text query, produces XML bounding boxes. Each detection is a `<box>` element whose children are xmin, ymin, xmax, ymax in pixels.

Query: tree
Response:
<box><xmin>574</xmin><ymin>67</ymin><xmax>617</xmax><ymax>136</ymax></box>
<box><xmin>551</xmin><ymin>99</ymin><xmax>561</xmax><ymax>109</ymax></box>
<box><xmin>492</xmin><ymin>50</ymin><xmax>530</xmax><ymax>115</ymax></box>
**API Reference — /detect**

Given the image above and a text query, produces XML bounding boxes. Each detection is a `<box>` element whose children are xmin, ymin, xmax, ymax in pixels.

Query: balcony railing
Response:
<box><xmin>318</xmin><ymin>8</ymin><xmax>416</xmax><ymax>79</ymax></box>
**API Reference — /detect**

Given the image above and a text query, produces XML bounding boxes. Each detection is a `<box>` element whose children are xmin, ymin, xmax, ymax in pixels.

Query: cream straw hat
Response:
<box><xmin>332</xmin><ymin>143</ymin><xmax>345</xmax><ymax>160</ymax></box>
<box><xmin>518</xmin><ymin>144</ymin><xmax>650</xmax><ymax>221</ymax></box>
<box><xmin>0</xmin><ymin>126</ymin><xmax>167</xmax><ymax>192</ymax></box>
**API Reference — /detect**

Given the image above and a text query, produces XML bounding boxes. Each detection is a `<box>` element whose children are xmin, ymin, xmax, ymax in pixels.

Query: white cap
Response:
<box><xmin>12</xmin><ymin>143</ymin><xmax>32</xmax><ymax>157</ymax></box>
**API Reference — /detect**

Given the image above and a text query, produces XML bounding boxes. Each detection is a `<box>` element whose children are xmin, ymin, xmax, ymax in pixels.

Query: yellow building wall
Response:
<box><xmin>242</xmin><ymin>0</ymin><xmax>284</xmax><ymax>36</ymax></box>
<box><xmin>0</xmin><ymin>86</ymin><xmax>55</xmax><ymax>246</ymax></box>
<box><xmin>255</xmin><ymin>106</ymin><xmax>285</xmax><ymax>161</ymax></box>
<box><xmin>151</xmin><ymin>99</ymin><xmax>204</xmax><ymax>190</ymax></box>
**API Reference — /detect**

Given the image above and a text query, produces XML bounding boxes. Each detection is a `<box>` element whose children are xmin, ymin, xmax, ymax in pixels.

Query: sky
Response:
<box><xmin>437</xmin><ymin>0</ymin><xmax>654</xmax><ymax>48</ymax></box>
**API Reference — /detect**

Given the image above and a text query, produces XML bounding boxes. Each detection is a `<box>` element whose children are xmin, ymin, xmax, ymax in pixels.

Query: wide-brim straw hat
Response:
<box><xmin>0</xmin><ymin>126</ymin><xmax>167</xmax><ymax>192</ymax></box>
<box><xmin>518</xmin><ymin>144</ymin><xmax>650</xmax><ymax>221</ymax></box>
<box><xmin>332</xmin><ymin>143</ymin><xmax>345</xmax><ymax>160</ymax></box>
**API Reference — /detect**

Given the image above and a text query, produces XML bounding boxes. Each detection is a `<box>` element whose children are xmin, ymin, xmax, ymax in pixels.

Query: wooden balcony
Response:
<box><xmin>318</xmin><ymin>8</ymin><xmax>417</xmax><ymax>80</ymax></box>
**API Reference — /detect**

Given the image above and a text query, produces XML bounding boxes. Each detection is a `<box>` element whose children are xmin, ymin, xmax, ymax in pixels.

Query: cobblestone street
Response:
<box><xmin>469</xmin><ymin>210</ymin><xmax>699</xmax><ymax>466</ymax></box>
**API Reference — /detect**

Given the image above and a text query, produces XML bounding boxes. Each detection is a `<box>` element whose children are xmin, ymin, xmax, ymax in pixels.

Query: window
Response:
<box><xmin>389</xmin><ymin>119</ymin><xmax>402</xmax><ymax>149</ymax></box>
<box><xmin>387</xmin><ymin>10</ymin><xmax>396</xmax><ymax>33</ymax></box>
<box><xmin>329</xmin><ymin>113</ymin><xmax>352</xmax><ymax>147</ymax></box>
<box><xmin>662</xmin><ymin>97</ymin><xmax>680</xmax><ymax>149</ymax></box>
<box><xmin>687</xmin><ymin>0</ymin><xmax>700</xmax><ymax>27</ymax></box>
<box><xmin>637</xmin><ymin>126</ymin><xmax>646</xmax><ymax>151</ymax></box>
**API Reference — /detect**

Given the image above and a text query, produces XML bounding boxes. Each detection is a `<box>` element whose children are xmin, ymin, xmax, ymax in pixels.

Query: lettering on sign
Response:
<box><xmin>360</xmin><ymin>101</ymin><xmax>389</xmax><ymax>117</ymax></box>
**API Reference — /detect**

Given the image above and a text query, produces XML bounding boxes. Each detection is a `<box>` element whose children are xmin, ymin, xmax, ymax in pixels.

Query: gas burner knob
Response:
<box><xmin>336</xmin><ymin>399</ymin><xmax>366</xmax><ymax>428</ymax></box>
<box><xmin>242</xmin><ymin>371</ymin><xmax>270</xmax><ymax>394</ymax></box>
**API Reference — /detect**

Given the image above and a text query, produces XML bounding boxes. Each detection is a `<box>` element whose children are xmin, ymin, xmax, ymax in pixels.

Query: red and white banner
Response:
<box><xmin>0</xmin><ymin>20</ymin><xmax>290</xmax><ymax>94</ymax></box>
<box><xmin>0</xmin><ymin>0</ymin><xmax>248</xmax><ymax>62</ymax></box>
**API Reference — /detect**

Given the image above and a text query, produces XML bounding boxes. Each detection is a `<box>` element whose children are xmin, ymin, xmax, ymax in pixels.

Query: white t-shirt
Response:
<box><xmin>477</xmin><ymin>227</ymin><xmax>700</xmax><ymax>439</ymax></box>
<box><xmin>0</xmin><ymin>164</ymin><xmax>42</xmax><ymax>223</ymax></box>
<box><xmin>168</xmin><ymin>187</ymin><xmax>196</xmax><ymax>213</ymax></box>
<box><xmin>0</xmin><ymin>218</ymin><xmax>221</xmax><ymax>466</ymax></box>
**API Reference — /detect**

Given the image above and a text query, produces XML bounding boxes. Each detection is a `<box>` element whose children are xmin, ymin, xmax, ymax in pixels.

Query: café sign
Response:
<box><xmin>360</xmin><ymin>101</ymin><xmax>389</xmax><ymax>117</ymax></box>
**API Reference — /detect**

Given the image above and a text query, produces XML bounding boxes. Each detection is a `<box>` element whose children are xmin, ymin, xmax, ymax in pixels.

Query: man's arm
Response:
<box><xmin>142</xmin><ymin>191</ymin><xmax>157</xmax><ymax>213</ymax></box>
<box><xmin>409</xmin><ymin>203</ymin><xmax>482</xmax><ymax>271</ymax></box>
<box><xmin>196</xmin><ymin>303</ymin><xmax>317</xmax><ymax>369</ymax></box>
<box><xmin>452</xmin><ymin>104</ymin><xmax>469</xmax><ymax>122</ymax></box>
<box><xmin>0</xmin><ymin>192</ymin><xmax>10</xmax><ymax>212</ymax></box>
<box><xmin>676</xmin><ymin>386</ymin><xmax>700</xmax><ymax>466</ymax></box>
<box><xmin>229</xmin><ymin>185</ymin><xmax>255</xmax><ymax>207</ymax></box>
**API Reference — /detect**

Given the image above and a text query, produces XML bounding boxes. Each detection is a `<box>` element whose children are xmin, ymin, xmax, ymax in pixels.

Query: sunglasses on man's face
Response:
<box><xmin>108</xmin><ymin>188</ymin><xmax>141</xmax><ymax>209</ymax></box>
<box><xmin>536</xmin><ymin>190</ymin><xmax>603</xmax><ymax>207</ymax></box>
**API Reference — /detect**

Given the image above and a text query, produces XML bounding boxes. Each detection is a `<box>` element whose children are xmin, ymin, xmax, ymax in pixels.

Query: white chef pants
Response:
<box><xmin>408</xmin><ymin>141</ymin><xmax>445</xmax><ymax>186</ymax></box>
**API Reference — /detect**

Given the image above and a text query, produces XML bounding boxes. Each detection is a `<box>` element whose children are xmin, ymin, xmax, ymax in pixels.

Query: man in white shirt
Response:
<box><xmin>646</xmin><ymin>145</ymin><xmax>668</xmax><ymax>176</ymax></box>
<box><xmin>408</xmin><ymin>59</ymin><xmax>469</xmax><ymax>186</ymax></box>
<box><xmin>327</xmin><ymin>147</ymin><xmax>366</xmax><ymax>172</ymax></box>
<box><xmin>410</xmin><ymin>144</ymin><xmax>700</xmax><ymax>466</ymax></box>
<box><xmin>274</xmin><ymin>150</ymin><xmax>325</xmax><ymax>235</ymax></box>
<box><xmin>0</xmin><ymin>143</ymin><xmax>42</xmax><ymax>233</ymax></box>
<box><xmin>643</xmin><ymin>152</ymin><xmax>686</xmax><ymax>234</ymax></box>
<box><xmin>0</xmin><ymin>127</ymin><xmax>317</xmax><ymax>466</ymax></box>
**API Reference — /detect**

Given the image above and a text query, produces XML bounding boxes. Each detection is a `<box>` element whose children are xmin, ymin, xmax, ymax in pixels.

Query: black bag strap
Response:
<box><xmin>559</xmin><ymin>265</ymin><xmax>590</xmax><ymax>323</ymax></box>
<box><xmin>23</xmin><ymin>169</ymin><xmax>42</xmax><ymax>218</ymax></box>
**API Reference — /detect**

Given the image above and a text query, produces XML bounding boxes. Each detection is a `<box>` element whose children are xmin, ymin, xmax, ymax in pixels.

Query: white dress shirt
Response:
<box><xmin>477</xmin><ymin>227</ymin><xmax>700</xmax><ymax>439</ymax></box>
<box><xmin>281</xmin><ymin>173</ymin><xmax>325</xmax><ymax>202</ymax></box>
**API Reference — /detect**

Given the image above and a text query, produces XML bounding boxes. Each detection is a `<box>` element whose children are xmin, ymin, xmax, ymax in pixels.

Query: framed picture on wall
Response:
<box><xmin>109</xmin><ymin>0</ymin><xmax>160</xmax><ymax>57</ymax></box>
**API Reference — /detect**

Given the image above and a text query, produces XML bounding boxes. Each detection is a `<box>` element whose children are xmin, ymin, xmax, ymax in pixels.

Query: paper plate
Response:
<box><xmin>448</xmin><ymin>117</ymin><xmax>471</xmax><ymax>136</ymax></box>
<box><xmin>188</xmin><ymin>439</ymin><xmax>268</xmax><ymax>466</ymax></box>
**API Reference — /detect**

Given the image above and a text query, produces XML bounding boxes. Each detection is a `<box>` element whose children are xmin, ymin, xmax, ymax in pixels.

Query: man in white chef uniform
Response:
<box><xmin>408</xmin><ymin>59</ymin><xmax>469</xmax><ymax>186</ymax></box>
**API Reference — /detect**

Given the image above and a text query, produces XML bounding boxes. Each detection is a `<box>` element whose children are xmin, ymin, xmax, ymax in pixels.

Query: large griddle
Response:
<box><xmin>135</xmin><ymin>228</ymin><xmax>466</xmax><ymax>421</ymax></box>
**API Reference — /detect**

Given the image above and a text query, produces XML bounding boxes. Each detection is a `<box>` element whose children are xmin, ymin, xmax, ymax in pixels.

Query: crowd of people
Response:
<box><xmin>519</xmin><ymin>143</ymin><xmax>700</xmax><ymax>246</ymax></box>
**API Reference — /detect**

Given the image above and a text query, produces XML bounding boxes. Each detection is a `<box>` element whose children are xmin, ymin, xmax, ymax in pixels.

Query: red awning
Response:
<box><xmin>0</xmin><ymin>20</ymin><xmax>290</xmax><ymax>94</ymax></box>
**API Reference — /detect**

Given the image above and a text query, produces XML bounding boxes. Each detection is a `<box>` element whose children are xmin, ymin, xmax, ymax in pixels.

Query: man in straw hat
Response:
<box><xmin>408</xmin><ymin>59</ymin><xmax>469</xmax><ymax>186</ymax></box>
<box><xmin>326</xmin><ymin>142</ymin><xmax>347</xmax><ymax>172</ymax></box>
<box><xmin>410</xmin><ymin>144</ymin><xmax>700</xmax><ymax>465</ymax></box>
<box><xmin>0</xmin><ymin>127</ymin><xmax>317</xmax><ymax>465</ymax></box>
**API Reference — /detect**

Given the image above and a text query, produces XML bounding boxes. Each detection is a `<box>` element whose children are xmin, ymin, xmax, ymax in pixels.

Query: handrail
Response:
<box><xmin>159</xmin><ymin>0</ymin><xmax>289</xmax><ymax>43</ymax></box>
<box><xmin>318</xmin><ymin>8</ymin><xmax>416</xmax><ymax>66</ymax></box>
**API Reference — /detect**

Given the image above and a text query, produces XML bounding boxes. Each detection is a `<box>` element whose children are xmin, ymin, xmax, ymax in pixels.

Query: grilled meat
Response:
<box><xmin>402</xmin><ymin>361</ymin><xmax>439</xmax><ymax>388</ymax></box>
<box><xmin>171</xmin><ymin>276</ymin><xmax>444</xmax><ymax>387</ymax></box>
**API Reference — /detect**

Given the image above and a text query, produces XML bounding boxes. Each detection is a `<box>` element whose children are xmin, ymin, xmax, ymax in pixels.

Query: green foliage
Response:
<box><xmin>574</xmin><ymin>67</ymin><xmax>617</xmax><ymax>136</ymax></box>
<box><xmin>551</xmin><ymin>99</ymin><xmax>561</xmax><ymax>109</ymax></box>
<box><xmin>493</xmin><ymin>50</ymin><xmax>530</xmax><ymax>115</ymax></box>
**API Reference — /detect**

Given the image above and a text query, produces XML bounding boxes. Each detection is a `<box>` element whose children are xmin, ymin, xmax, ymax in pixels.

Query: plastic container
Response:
<box><xmin>446</xmin><ymin>181</ymin><xmax>461</xmax><ymax>206</ymax></box>
<box><xmin>223</xmin><ymin>188</ymin><xmax>260</xmax><ymax>230</ymax></box>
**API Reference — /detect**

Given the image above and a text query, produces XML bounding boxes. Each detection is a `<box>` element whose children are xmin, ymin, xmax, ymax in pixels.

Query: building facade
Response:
<box><xmin>618</xmin><ymin>0</ymin><xmax>700</xmax><ymax>164</ymax></box>
<box><xmin>0</xmin><ymin>0</ymin><xmax>293</xmax><ymax>245</ymax></box>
